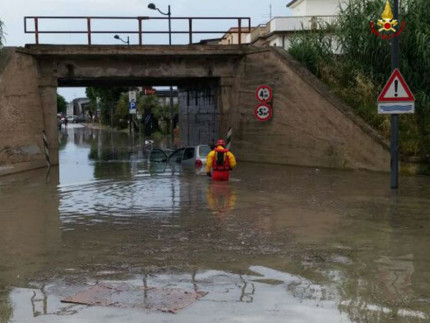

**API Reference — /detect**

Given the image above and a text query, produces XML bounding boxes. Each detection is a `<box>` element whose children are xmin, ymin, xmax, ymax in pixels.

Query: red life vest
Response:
<box><xmin>212</xmin><ymin>148</ymin><xmax>230</xmax><ymax>171</ymax></box>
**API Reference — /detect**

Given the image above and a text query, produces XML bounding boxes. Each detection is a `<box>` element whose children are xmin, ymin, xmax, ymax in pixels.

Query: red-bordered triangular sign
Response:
<box><xmin>378</xmin><ymin>68</ymin><xmax>415</xmax><ymax>102</ymax></box>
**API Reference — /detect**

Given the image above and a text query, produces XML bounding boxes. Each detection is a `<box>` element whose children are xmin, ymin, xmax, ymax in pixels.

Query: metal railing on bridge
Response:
<box><xmin>23</xmin><ymin>16</ymin><xmax>252</xmax><ymax>45</ymax></box>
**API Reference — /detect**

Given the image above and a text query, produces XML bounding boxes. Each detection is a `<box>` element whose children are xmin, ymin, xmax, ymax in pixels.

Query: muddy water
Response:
<box><xmin>0</xmin><ymin>125</ymin><xmax>430</xmax><ymax>322</ymax></box>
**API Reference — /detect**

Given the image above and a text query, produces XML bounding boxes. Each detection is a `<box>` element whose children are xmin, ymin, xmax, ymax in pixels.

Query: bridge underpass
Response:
<box><xmin>60</xmin><ymin>78</ymin><xmax>221</xmax><ymax>147</ymax></box>
<box><xmin>0</xmin><ymin>45</ymin><xmax>390</xmax><ymax>176</ymax></box>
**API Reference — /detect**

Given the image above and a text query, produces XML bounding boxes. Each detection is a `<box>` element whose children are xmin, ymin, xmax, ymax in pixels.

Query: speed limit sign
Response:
<box><xmin>256</xmin><ymin>85</ymin><xmax>272</xmax><ymax>103</ymax></box>
<box><xmin>254</xmin><ymin>104</ymin><xmax>272</xmax><ymax>121</ymax></box>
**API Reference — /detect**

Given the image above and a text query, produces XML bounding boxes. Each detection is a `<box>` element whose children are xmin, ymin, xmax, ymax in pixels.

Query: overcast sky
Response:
<box><xmin>1</xmin><ymin>0</ymin><xmax>291</xmax><ymax>101</ymax></box>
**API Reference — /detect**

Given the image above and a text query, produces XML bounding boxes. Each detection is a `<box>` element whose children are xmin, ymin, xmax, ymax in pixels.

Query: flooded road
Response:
<box><xmin>1</xmin><ymin>124</ymin><xmax>430</xmax><ymax>322</ymax></box>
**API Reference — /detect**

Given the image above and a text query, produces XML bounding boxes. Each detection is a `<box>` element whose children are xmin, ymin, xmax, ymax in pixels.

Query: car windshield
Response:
<box><xmin>198</xmin><ymin>145</ymin><xmax>211</xmax><ymax>157</ymax></box>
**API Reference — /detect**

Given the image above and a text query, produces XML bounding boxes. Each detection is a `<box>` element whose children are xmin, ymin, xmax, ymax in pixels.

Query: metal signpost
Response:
<box><xmin>373</xmin><ymin>0</ymin><xmax>415</xmax><ymax>189</ymax></box>
<box><xmin>129</xmin><ymin>90</ymin><xmax>137</xmax><ymax>134</ymax></box>
<box><xmin>390</xmin><ymin>0</ymin><xmax>400</xmax><ymax>189</ymax></box>
<box><xmin>372</xmin><ymin>0</ymin><xmax>413</xmax><ymax>189</ymax></box>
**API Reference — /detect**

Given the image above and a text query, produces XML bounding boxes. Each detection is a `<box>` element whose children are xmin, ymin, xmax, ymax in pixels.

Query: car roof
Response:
<box><xmin>182</xmin><ymin>145</ymin><xmax>210</xmax><ymax>148</ymax></box>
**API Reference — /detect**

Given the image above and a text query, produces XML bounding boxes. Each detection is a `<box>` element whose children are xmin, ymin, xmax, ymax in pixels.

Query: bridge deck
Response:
<box><xmin>22</xmin><ymin>44</ymin><xmax>253</xmax><ymax>57</ymax></box>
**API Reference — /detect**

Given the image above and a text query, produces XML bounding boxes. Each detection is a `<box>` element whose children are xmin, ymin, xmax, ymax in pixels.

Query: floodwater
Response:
<box><xmin>1</xmin><ymin>124</ymin><xmax>430</xmax><ymax>322</ymax></box>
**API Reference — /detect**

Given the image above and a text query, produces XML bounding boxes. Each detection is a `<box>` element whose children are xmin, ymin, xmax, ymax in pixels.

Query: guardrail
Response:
<box><xmin>23</xmin><ymin>16</ymin><xmax>252</xmax><ymax>45</ymax></box>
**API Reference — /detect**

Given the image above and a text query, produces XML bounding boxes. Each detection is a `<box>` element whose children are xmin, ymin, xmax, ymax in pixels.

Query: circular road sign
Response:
<box><xmin>256</xmin><ymin>85</ymin><xmax>273</xmax><ymax>103</ymax></box>
<box><xmin>254</xmin><ymin>103</ymin><xmax>272</xmax><ymax>121</ymax></box>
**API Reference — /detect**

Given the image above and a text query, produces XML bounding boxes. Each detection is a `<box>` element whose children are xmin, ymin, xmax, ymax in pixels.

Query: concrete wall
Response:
<box><xmin>0</xmin><ymin>48</ymin><xmax>47</xmax><ymax>175</ymax></box>
<box><xmin>230</xmin><ymin>48</ymin><xmax>390</xmax><ymax>172</ymax></box>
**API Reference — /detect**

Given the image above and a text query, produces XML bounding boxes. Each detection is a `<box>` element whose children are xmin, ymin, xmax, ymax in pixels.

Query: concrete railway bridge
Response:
<box><xmin>0</xmin><ymin>43</ymin><xmax>390</xmax><ymax>175</ymax></box>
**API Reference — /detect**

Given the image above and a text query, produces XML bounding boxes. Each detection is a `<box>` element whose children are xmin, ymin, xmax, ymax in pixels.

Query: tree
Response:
<box><xmin>57</xmin><ymin>93</ymin><xmax>67</xmax><ymax>114</ymax></box>
<box><xmin>0</xmin><ymin>18</ymin><xmax>4</xmax><ymax>46</ymax></box>
<box><xmin>86</xmin><ymin>86</ymin><xmax>129</xmax><ymax>125</ymax></box>
<box><xmin>113</xmin><ymin>93</ymin><xmax>131</xmax><ymax>129</ymax></box>
<box><xmin>137</xmin><ymin>93</ymin><xmax>179</xmax><ymax>134</ymax></box>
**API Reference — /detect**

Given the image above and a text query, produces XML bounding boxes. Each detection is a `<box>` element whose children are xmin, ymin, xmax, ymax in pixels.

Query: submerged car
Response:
<box><xmin>168</xmin><ymin>145</ymin><xmax>211</xmax><ymax>168</ymax></box>
<box><xmin>66</xmin><ymin>115</ymin><xmax>76</xmax><ymax>123</ymax></box>
<box><xmin>148</xmin><ymin>145</ymin><xmax>212</xmax><ymax>172</ymax></box>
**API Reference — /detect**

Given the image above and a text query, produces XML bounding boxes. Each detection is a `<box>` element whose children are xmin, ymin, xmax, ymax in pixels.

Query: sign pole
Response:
<box><xmin>390</xmin><ymin>0</ymin><xmax>400</xmax><ymax>189</ymax></box>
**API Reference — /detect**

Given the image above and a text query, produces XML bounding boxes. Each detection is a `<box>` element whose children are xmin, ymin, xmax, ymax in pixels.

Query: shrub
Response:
<box><xmin>289</xmin><ymin>0</ymin><xmax>430</xmax><ymax>158</ymax></box>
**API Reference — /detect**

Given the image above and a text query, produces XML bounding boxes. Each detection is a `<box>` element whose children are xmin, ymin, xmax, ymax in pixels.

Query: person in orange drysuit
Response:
<box><xmin>206</xmin><ymin>139</ymin><xmax>237</xmax><ymax>181</ymax></box>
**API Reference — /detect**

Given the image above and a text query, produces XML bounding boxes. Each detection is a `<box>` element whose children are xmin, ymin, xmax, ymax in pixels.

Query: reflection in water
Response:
<box><xmin>5</xmin><ymin>268</ymin><xmax>351</xmax><ymax>322</ymax></box>
<box><xmin>206</xmin><ymin>182</ymin><xmax>237</xmax><ymax>221</ymax></box>
<box><xmin>0</xmin><ymin>125</ymin><xmax>430</xmax><ymax>322</ymax></box>
<box><xmin>30</xmin><ymin>285</ymin><xmax>47</xmax><ymax>318</ymax></box>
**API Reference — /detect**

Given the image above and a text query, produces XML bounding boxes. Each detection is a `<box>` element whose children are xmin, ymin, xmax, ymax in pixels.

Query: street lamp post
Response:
<box><xmin>148</xmin><ymin>3</ymin><xmax>174</xmax><ymax>146</ymax></box>
<box><xmin>114</xmin><ymin>34</ymin><xmax>130</xmax><ymax>45</ymax></box>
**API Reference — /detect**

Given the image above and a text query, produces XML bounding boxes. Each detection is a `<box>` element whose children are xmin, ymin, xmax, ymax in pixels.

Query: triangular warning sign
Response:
<box><xmin>378</xmin><ymin>68</ymin><xmax>415</xmax><ymax>102</ymax></box>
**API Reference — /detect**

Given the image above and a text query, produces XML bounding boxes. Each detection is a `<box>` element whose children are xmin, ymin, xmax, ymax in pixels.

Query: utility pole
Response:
<box><xmin>391</xmin><ymin>0</ymin><xmax>399</xmax><ymax>189</ymax></box>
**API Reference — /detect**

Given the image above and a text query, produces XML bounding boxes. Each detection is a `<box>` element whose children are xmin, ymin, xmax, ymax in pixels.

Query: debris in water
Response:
<box><xmin>61</xmin><ymin>283</ymin><xmax>207</xmax><ymax>313</ymax></box>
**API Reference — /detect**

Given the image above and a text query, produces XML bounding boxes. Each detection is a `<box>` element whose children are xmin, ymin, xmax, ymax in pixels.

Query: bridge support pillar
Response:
<box><xmin>38</xmin><ymin>85</ymin><xmax>59</xmax><ymax>166</ymax></box>
<box><xmin>218</xmin><ymin>77</ymin><xmax>236</xmax><ymax>140</ymax></box>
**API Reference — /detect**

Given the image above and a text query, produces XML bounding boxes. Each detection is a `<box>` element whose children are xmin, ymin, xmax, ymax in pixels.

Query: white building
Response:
<box><xmin>287</xmin><ymin>0</ymin><xmax>345</xmax><ymax>17</ymax></box>
<box><xmin>220</xmin><ymin>27</ymin><xmax>252</xmax><ymax>45</ymax></box>
<box><xmin>215</xmin><ymin>0</ymin><xmax>344</xmax><ymax>50</ymax></box>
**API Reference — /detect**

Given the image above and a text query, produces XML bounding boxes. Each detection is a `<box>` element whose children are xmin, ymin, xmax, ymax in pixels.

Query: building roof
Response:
<box><xmin>286</xmin><ymin>0</ymin><xmax>301</xmax><ymax>8</ymax></box>
<box><xmin>198</xmin><ymin>38</ymin><xmax>223</xmax><ymax>45</ymax></box>
<box><xmin>221</xmin><ymin>27</ymin><xmax>254</xmax><ymax>40</ymax></box>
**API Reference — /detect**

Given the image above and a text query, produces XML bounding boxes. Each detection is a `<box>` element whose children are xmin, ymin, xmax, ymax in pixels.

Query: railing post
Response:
<box><xmin>188</xmin><ymin>18</ymin><xmax>193</xmax><ymax>45</ymax></box>
<box><xmin>87</xmin><ymin>17</ymin><xmax>92</xmax><ymax>45</ymax></box>
<box><xmin>138</xmin><ymin>17</ymin><xmax>142</xmax><ymax>45</ymax></box>
<box><xmin>34</xmin><ymin>17</ymin><xmax>39</xmax><ymax>45</ymax></box>
<box><xmin>238</xmin><ymin>18</ymin><xmax>242</xmax><ymax>45</ymax></box>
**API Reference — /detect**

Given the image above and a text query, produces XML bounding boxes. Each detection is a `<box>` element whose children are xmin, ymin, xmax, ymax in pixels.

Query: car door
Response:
<box><xmin>168</xmin><ymin>148</ymin><xmax>185</xmax><ymax>164</ymax></box>
<box><xmin>149</xmin><ymin>149</ymin><xmax>167</xmax><ymax>163</ymax></box>
<box><xmin>182</xmin><ymin>147</ymin><xmax>196</xmax><ymax>166</ymax></box>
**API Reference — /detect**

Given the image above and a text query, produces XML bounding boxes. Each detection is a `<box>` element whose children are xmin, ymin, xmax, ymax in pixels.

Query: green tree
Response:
<box><xmin>137</xmin><ymin>93</ymin><xmax>160</xmax><ymax>115</ymax></box>
<box><xmin>113</xmin><ymin>93</ymin><xmax>131</xmax><ymax>129</ymax></box>
<box><xmin>86</xmin><ymin>86</ymin><xmax>129</xmax><ymax>126</ymax></box>
<box><xmin>289</xmin><ymin>0</ymin><xmax>430</xmax><ymax>159</ymax></box>
<box><xmin>57</xmin><ymin>93</ymin><xmax>67</xmax><ymax>114</ymax></box>
<box><xmin>137</xmin><ymin>93</ymin><xmax>178</xmax><ymax>134</ymax></box>
<box><xmin>0</xmin><ymin>18</ymin><xmax>5</xmax><ymax>46</ymax></box>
